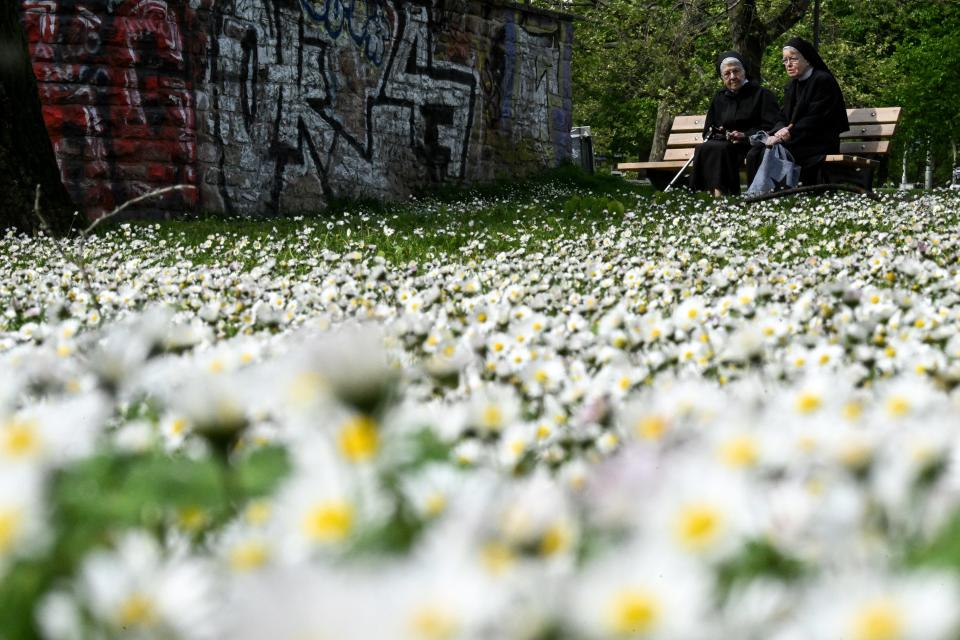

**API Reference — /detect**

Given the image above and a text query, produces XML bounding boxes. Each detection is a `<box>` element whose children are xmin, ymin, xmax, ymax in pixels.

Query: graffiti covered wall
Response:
<box><xmin>20</xmin><ymin>0</ymin><xmax>573</xmax><ymax>216</ymax></box>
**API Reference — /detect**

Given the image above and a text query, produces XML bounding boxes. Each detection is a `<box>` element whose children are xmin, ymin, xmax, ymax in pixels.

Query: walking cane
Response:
<box><xmin>664</xmin><ymin>154</ymin><xmax>694</xmax><ymax>192</ymax></box>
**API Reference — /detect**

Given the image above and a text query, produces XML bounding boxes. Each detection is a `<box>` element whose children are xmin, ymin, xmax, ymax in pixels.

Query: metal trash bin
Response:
<box><xmin>571</xmin><ymin>126</ymin><xmax>594</xmax><ymax>174</ymax></box>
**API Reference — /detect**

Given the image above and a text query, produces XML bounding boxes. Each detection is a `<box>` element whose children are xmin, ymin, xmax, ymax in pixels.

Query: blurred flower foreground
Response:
<box><xmin>5</xmin><ymin>188</ymin><xmax>960</xmax><ymax>639</ymax></box>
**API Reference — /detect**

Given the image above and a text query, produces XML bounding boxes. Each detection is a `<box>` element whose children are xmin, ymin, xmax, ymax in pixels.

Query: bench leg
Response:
<box><xmin>647</xmin><ymin>169</ymin><xmax>680</xmax><ymax>190</ymax></box>
<box><xmin>823</xmin><ymin>164</ymin><xmax>874</xmax><ymax>191</ymax></box>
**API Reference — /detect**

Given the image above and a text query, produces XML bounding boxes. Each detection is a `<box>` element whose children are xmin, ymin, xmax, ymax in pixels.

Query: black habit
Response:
<box><xmin>775</xmin><ymin>38</ymin><xmax>850</xmax><ymax>184</ymax></box>
<box><xmin>688</xmin><ymin>81</ymin><xmax>780</xmax><ymax>195</ymax></box>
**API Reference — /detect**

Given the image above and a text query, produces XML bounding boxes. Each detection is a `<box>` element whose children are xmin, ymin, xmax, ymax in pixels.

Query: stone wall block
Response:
<box><xmin>23</xmin><ymin>0</ymin><xmax>574</xmax><ymax>217</ymax></box>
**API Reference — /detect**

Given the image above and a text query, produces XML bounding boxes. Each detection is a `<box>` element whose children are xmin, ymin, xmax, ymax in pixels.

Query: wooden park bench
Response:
<box><xmin>617</xmin><ymin>107</ymin><xmax>901</xmax><ymax>195</ymax></box>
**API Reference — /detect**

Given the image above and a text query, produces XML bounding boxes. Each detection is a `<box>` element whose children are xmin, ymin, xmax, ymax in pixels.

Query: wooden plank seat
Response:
<box><xmin>618</xmin><ymin>107</ymin><xmax>901</xmax><ymax>192</ymax></box>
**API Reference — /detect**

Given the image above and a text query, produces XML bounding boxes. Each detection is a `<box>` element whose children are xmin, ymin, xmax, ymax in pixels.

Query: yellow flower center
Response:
<box><xmin>229</xmin><ymin>540</ymin><xmax>269</xmax><ymax>572</ymax></box>
<box><xmin>169</xmin><ymin>417</ymin><xmax>188</xmax><ymax>435</ymax></box>
<box><xmin>233</xmin><ymin>502</ymin><xmax>267</xmax><ymax>533</ymax></box>
<box><xmin>635</xmin><ymin>415</ymin><xmax>667</xmax><ymax>441</ymax></box>
<box><xmin>720</xmin><ymin>435</ymin><xmax>759</xmax><ymax>468</ymax></box>
<box><xmin>424</xmin><ymin>493</ymin><xmax>447</xmax><ymax>518</ymax></box>
<box><xmin>337</xmin><ymin>415</ymin><xmax>379</xmax><ymax>462</ymax></box>
<box><xmin>0</xmin><ymin>508</ymin><xmax>22</xmax><ymax>554</ymax></box>
<box><xmin>674</xmin><ymin>503</ymin><xmax>723</xmax><ymax>551</ymax></box>
<box><xmin>851</xmin><ymin>600</ymin><xmax>903</xmax><ymax>640</ymax></box>
<box><xmin>479</xmin><ymin>405</ymin><xmax>504</xmax><ymax>431</ymax></box>
<box><xmin>608</xmin><ymin>589</ymin><xmax>661</xmax><ymax>635</ymax></box>
<box><xmin>539</xmin><ymin>524</ymin><xmax>572</xmax><ymax>557</ymax></box>
<box><xmin>176</xmin><ymin>506</ymin><xmax>208</xmax><ymax>532</ymax></box>
<box><xmin>839</xmin><ymin>443</ymin><xmax>872</xmax><ymax>468</ymax></box>
<box><xmin>795</xmin><ymin>392</ymin><xmax>822</xmax><ymax>414</ymax></box>
<box><xmin>843</xmin><ymin>401</ymin><xmax>863</xmax><ymax>421</ymax></box>
<box><xmin>302</xmin><ymin>501</ymin><xmax>354</xmax><ymax>543</ymax></box>
<box><xmin>409</xmin><ymin>604</ymin><xmax>458</xmax><ymax>640</ymax></box>
<box><xmin>2</xmin><ymin>419</ymin><xmax>41</xmax><ymax>458</ymax></box>
<box><xmin>886</xmin><ymin>396</ymin><xmax>910</xmax><ymax>418</ymax></box>
<box><xmin>116</xmin><ymin>593</ymin><xmax>157</xmax><ymax>629</ymax></box>
<box><xmin>480</xmin><ymin>541</ymin><xmax>515</xmax><ymax>575</ymax></box>
<box><xmin>287</xmin><ymin>371</ymin><xmax>327</xmax><ymax>406</ymax></box>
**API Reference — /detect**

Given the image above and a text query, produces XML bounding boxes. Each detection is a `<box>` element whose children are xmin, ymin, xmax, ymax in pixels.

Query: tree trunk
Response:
<box><xmin>649</xmin><ymin>99</ymin><xmax>674</xmax><ymax>161</ymax></box>
<box><xmin>952</xmin><ymin>139</ymin><xmax>958</xmax><ymax>187</ymax></box>
<box><xmin>729</xmin><ymin>0</ymin><xmax>811</xmax><ymax>85</ymax></box>
<box><xmin>0</xmin><ymin>3</ymin><xmax>76</xmax><ymax>235</ymax></box>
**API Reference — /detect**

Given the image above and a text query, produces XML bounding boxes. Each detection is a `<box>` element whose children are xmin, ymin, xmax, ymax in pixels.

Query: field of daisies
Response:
<box><xmin>4</xmin><ymin>171</ymin><xmax>960</xmax><ymax>639</ymax></box>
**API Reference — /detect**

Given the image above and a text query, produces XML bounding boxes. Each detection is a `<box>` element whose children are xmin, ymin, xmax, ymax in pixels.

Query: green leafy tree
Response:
<box><xmin>560</xmin><ymin>1</ymin><xmax>812</xmax><ymax>164</ymax></box>
<box><xmin>888</xmin><ymin>2</ymin><xmax>960</xmax><ymax>184</ymax></box>
<box><xmin>553</xmin><ymin>0</ymin><xmax>959</xmax><ymax>183</ymax></box>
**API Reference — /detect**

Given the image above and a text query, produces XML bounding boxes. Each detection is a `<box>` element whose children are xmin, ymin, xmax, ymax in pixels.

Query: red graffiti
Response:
<box><xmin>21</xmin><ymin>0</ymin><xmax>206</xmax><ymax>217</ymax></box>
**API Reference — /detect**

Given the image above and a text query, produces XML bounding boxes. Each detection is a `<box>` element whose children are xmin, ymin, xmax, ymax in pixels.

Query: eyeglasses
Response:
<box><xmin>782</xmin><ymin>57</ymin><xmax>802</xmax><ymax>65</ymax></box>
<box><xmin>721</xmin><ymin>69</ymin><xmax>744</xmax><ymax>78</ymax></box>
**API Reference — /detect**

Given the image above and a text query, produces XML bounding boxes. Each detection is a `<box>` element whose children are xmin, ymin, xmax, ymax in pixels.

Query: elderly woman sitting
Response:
<box><xmin>688</xmin><ymin>51</ymin><xmax>780</xmax><ymax>196</ymax></box>
<box><xmin>766</xmin><ymin>36</ymin><xmax>849</xmax><ymax>185</ymax></box>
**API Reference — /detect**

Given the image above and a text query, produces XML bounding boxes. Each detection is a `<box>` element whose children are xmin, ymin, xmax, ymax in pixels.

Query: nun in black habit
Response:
<box><xmin>688</xmin><ymin>51</ymin><xmax>780</xmax><ymax>196</ymax></box>
<box><xmin>766</xmin><ymin>36</ymin><xmax>850</xmax><ymax>184</ymax></box>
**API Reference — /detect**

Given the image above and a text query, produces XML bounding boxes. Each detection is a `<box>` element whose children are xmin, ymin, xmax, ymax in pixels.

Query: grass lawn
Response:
<box><xmin>3</xmin><ymin>169</ymin><xmax>960</xmax><ymax>639</ymax></box>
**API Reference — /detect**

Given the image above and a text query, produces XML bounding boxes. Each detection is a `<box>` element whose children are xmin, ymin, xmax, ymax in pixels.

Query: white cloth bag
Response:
<box><xmin>746</xmin><ymin>132</ymin><xmax>801</xmax><ymax>196</ymax></box>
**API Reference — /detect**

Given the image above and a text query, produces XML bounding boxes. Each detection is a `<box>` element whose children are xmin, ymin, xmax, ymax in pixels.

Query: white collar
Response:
<box><xmin>798</xmin><ymin>67</ymin><xmax>814</xmax><ymax>81</ymax></box>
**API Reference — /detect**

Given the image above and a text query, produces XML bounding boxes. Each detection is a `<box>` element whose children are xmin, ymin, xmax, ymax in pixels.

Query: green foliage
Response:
<box><xmin>716</xmin><ymin>539</ymin><xmax>807</xmax><ymax>599</ymax></box>
<box><xmin>569</xmin><ymin>0</ymin><xmax>726</xmax><ymax>159</ymax></box>
<box><xmin>0</xmin><ymin>446</ymin><xmax>291</xmax><ymax>639</ymax></box>
<box><xmin>574</xmin><ymin>0</ymin><xmax>960</xmax><ymax>184</ymax></box>
<box><xmin>907</xmin><ymin>510</ymin><xmax>960</xmax><ymax>570</ymax></box>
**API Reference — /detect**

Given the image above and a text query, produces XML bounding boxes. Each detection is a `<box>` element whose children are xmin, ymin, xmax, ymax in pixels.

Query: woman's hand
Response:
<box><xmin>766</xmin><ymin>125</ymin><xmax>793</xmax><ymax>146</ymax></box>
<box><xmin>727</xmin><ymin>130</ymin><xmax>746</xmax><ymax>143</ymax></box>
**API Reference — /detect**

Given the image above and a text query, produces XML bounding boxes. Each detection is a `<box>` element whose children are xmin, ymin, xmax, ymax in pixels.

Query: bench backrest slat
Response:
<box><xmin>665</xmin><ymin>107</ymin><xmax>899</xmax><ymax>158</ymax></box>
<box><xmin>664</xmin><ymin>148</ymin><xmax>695</xmax><ymax>161</ymax></box>
<box><xmin>671</xmin><ymin>115</ymin><xmax>707</xmax><ymax>132</ymax></box>
<box><xmin>667</xmin><ymin>132</ymin><xmax>711</xmax><ymax>146</ymax></box>
<box><xmin>846</xmin><ymin>107</ymin><xmax>901</xmax><ymax>124</ymax></box>
<box><xmin>667</xmin><ymin>124</ymin><xmax>895</xmax><ymax>147</ymax></box>
<box><xmin>839</xmin><ymin>140</ymin><xmax>889</xmax><ymax>155</ymax></box>
<box><xmin>840</xmin><ymin>123</ymin><xmax>897</xmax><ymax>139</ymax></box>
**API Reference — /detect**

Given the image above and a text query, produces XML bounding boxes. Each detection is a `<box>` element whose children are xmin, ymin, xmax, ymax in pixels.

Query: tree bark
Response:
<box><xmin>952</xmin><ymin>139</ymin><xmax>958</xmax><ymax>187</ymax></box>
<box><xmin>649</xmin><ymin>99</ymin><xmax>674</xmax><ymax>161</ymax></box>
<box><xmin>0</xmin><ymin>2</ymin><xmax>76</xmax><ymax>235</ymax></box>
<box><xmin>729</xmin><ymin>0</ymin><xmax>811</xmax><ymax>84</ymax></box>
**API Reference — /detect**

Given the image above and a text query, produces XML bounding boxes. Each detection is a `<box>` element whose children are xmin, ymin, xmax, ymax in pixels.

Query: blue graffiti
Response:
<box><xmin>299</xmin><ymin>0</ymin><xmax>392</xmax><ymax>66</ymax></box>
